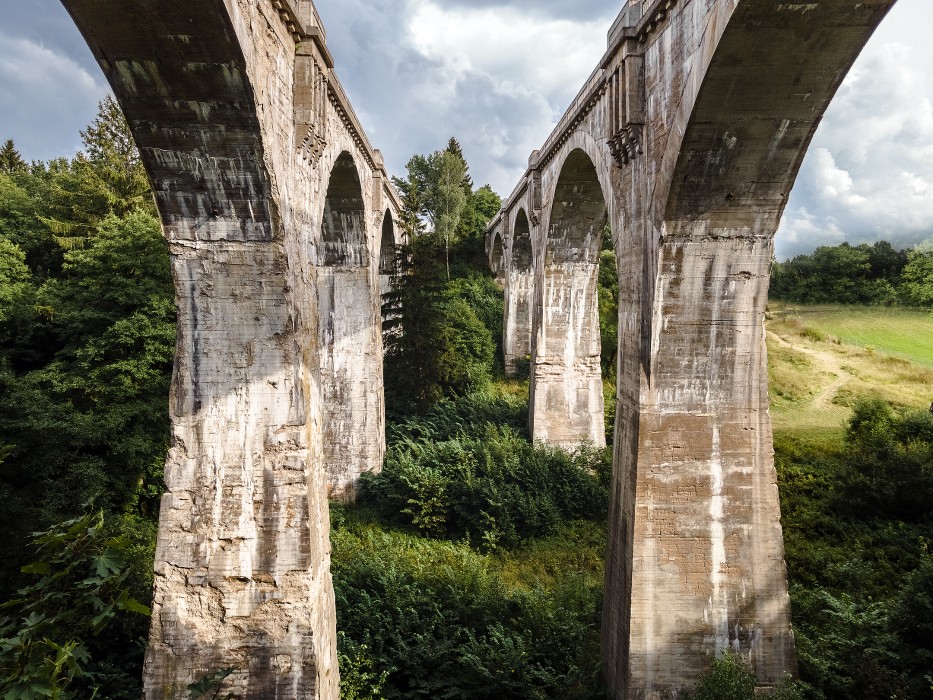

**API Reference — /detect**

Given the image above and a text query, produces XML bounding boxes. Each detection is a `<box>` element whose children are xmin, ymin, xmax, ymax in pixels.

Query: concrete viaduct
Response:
<box><xmin>58</xmin><ymin>0</ymin><xmax>897</xmax><ymax>696</ymax></box>
<box><xmin>60</xmin><ymin>0</ymin><xmax>401</xmax><ymax>696</ymax></box>
<box><xmin>488</xmin><ymin>0</ymin><xmax>896</xmax><ymax>696</ymax></box>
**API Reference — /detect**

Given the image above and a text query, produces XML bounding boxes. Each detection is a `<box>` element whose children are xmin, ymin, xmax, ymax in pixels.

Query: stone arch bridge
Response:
<box><xmin>61</xmin><ymin>0</ymin><xmax>401</xmax><ymax>696</ymax></box>
<box><xmin>58</xmin><ymin>0</ymin><xmax>899</xmax><ymax>696</ymax></box>
<box><xmin>488</xmin><ymin>0</ymin><xmax>896</xmax><ymax>696</ymax></box>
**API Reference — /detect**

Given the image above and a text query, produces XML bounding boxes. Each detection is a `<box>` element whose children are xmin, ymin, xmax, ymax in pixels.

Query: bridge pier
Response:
<box><xmin>318</xmin><ymin>152</ymin><xmax>385</xmax><ymax>500</ymax></box>
<box><xmin>60</xmin><ymin>0</ymin><xmax>398</xmax><ymax>695</ymax></box>
<box><xmin>604</xmin><ymin>230</ymin><xmax>794</xmax><ymax>696</ymax></box>
<box><xmin>530</xmin><ymin>149</ymin><xmax>606</xmax><ymax>449</ymax></box>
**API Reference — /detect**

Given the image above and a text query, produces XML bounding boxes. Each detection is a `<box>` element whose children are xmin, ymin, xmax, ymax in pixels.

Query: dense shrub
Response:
<box><xmin>364</xmin><ymin>407</ymin><xmax>610</xmax><ymax>548</ymax></box>
<box><xmin>679</xmin><ymin>651</ymin><xmax>803</xmax><ymax>700</ymax></box>
<box><xmin>331</xmin><ymin>521</ymin><xmax>605</xmax><ymax>700</ymax></box>
<box><xmin>0</xmin><ymin>509</ymin><xmax>153</xmax><ymax>700</ymax></box>
<box><xmin>449</xmin><ymin>273</ymin><xmax>504</xmax><ymax>370</ymax></box>
<box><xmin>839</xmin><ymin>398</ymin><xmax>933</xmax><ymax>522</ymax></box>
<box><xmin>776</xmin><ymin>408</ymin><xmax>933</xmax><ymax>700</ymax></box>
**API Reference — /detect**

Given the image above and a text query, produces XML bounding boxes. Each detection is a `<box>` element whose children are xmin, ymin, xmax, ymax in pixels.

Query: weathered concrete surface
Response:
<box><xmin>501</xmin><ymin>209</ymin><xmax>533</xmax><ymax>376</ymax></box>
<box><xmin>530</xmin><ymin>149</ymin><xmax>607</xmax><ymax>448</ymax></box>
<box><xmin>317</xmin><ymin>152</ymin><xmax>385</xmax><ymax>500</ymax></box>
<box><xmin>489</xmin><ymin>0</ymin><xmax>897</xmax><ymax>695</ymax></box>
<box><xmin>61</xmin><ymin>0</ymin><xmax>399</xmax><ymax>696</ymax></box>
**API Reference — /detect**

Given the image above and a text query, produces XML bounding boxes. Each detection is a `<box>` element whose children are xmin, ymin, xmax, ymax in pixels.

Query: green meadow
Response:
<box><xmin>770</xmin><ymin>304</ymin><xmax>933</xmax><ymax>367</ymax></box>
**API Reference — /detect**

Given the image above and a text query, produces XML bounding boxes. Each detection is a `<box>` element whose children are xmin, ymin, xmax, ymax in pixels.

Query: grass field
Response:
<box><xmin>769</xmin><ymin>304</ymin><xmax>933</xmax><ymax>367</ymax></box>
<box><xmin>766</xmin><ymin>303</ymin><xmax>933</xmax><ymax>435</ymax></box>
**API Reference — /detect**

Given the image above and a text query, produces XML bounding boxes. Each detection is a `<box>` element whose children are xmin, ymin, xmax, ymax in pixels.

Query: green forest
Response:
<box><xmin>1</xmin><ymin>101</ymin><xmax>932</xmax><ymax>699</ymax></box>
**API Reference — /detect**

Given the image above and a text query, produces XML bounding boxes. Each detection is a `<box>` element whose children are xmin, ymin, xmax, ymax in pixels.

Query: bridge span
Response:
<box><xmin>60</xmin><ymin>0</ymin><xmax>401</xmax><ymax>695</ymax></box>
<box><xmin>488</xmin><ymin>0</ymin><xmax>896</xmax><ymax>695</ymax></box>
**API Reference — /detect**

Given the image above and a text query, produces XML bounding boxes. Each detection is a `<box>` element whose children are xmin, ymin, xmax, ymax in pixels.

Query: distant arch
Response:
<box><xmin>530</xmin><ymin>149</ymin><xmax>607</xmax><ymax>447</ymax></box>
<box><xmin>321</xmin><ymin>151</ymin><xmax>368</xmax><ymax>268</ymax></box>
<box><xmin>490</xmin><ymin>230</ymin><xmax>505</xmax><ymax>280</ymax></box>
<box><xmin>318</xmin><ymin>150</ymin><xmax>382</xmax><ymax>499</ymax></box>
<box><xmin>503</xmin><ymin>208</ymin><xmax>534</xmax><ymax>376</ymax></box>
<box><xmin>511</xmin><ymin>208</ymin><xmax>532</xmax><ymax>272</ymax></box>
<box><xmin>379</xmin><ymin>209</ymin><xmax>395</xmax><ymax>275</ymax></box>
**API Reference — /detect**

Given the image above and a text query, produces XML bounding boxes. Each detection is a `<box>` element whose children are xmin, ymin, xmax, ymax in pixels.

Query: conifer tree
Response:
<box><xmin>0</xmin><ymin>139</ymin><xmax>26</xmax><ymax>174</ymax></box>
<box><xmin>41</xmin><ymin>96</ymin><xmax>153</xmax><ymax>249</ymax></box>
<box><xmin>445</xmin><ymin>137</ymin><xmax>473</xmax><ymax>193</ymax></box>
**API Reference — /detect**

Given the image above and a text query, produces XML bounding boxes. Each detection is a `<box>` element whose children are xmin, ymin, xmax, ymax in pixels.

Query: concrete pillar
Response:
<box><xmin>608</xmin><ymin>231</ymin><xmax>795</xmax><ymax>696</ymax></box>
<box><xmin>317</xmin><ymin>153</ymin><xmax>385</xmax><ymax>500</ymax></box>
<box><xmin>503</xmin><ymin>209</ymin><xmax>534</xmax><ymax>377</ymax></box>
<box><xmin>55</xmin><ymin>0</ymin><xmax>342</xmax><ymax>695</ymax></box>
<box><xmin>145</xmin><ymin>240</ymin><xmax>334</xmax><ymax>698</ymax></box>
<box><xmin>530</xmin><ymin>150</ymin><xmax>606</xmax><ymax>449</ymax></box>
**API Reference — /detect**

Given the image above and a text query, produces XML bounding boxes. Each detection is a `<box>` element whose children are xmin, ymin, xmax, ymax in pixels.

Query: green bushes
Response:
<box><xmin>331</xmin><ymin>521</ymin><xmax>605</xmax><ymax>700</ymax></box>
<box><xmin>0</xmin><ymin>508</ymin><xmax>153</xmax><ymax>700</ymax></box>
<box><xmin>776</xmin><ymin>401</ymin><xmax>933</xmax><ymax>699</ymax></box>
<box><xmin>364</xmin><ymin>393</ymin><xmax>610</xmax><ymax>548</ymax></box>
<box><xmin>679</xmin><ymin>651</ymin><xmax>803</xmax><ymax>700</ymax></box>
<box><xmin>334</xmin><ymin>390</ymin><xmax>610</xmax><ymax>698</ymax></box>
<box><xmin>840</xmin><ymin>398</ymin><xmax>933</xmax><ymax>522</ymax></box>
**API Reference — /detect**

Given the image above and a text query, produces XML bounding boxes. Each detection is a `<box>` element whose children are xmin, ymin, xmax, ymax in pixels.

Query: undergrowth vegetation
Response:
<box><xmin>777</xmin><ymin>400</ymin><xmax>933</xmax><ymax>699</ymax></box>
<box><xmin>333</xmin><ymin>389</ymin><xmax>611</xmax><ymax>699</ymax></box>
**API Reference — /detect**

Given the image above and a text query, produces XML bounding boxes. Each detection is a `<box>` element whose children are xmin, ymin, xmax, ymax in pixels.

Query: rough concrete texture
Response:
<box><xmin>317</xmin><ymin>152</ymin><xmax>385</xmax><ymax>500</ymax></box>
<box><xmin>501</xmin><ymin>209</ymin><xmax>533</xmax><ymax>376</ymax></box>
<box><xmin>60</xmin><ymin>0</ymin><xmax>399</xmax><ymax>696</ymax></box>
<box><xmin>488</xmin><ymin>0</ymin><xmax>897</xmax><ymax>695</ymax></box>
<box><xmin>530</xmin><ymin>149</ymin><xmax>606</xmax><ymax>448</ymax></box>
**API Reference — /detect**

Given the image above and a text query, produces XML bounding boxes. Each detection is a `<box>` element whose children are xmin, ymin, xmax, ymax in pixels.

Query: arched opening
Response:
<box><xmin>379</xmin><ymin>210</ymin><xmax>396</xmax><ymax>276</ymax></box>
<box><xmin>322</xmin><ymin>152</ymin><xmax>368</xmax><ymax>267</ymax></box>
<box><xmin>378</xmin><ymin>209</ymin><xmax>399</xmax><ymax>337</ymax></box>
<box><xmin>318</xmin><ymin>151</ymin><xmax>384</xmax><ymax>500</ymax></box>
<box><xmin>530</xmin><ymin>149</ymin><xmax>607</xmax><ymax>448</ymax></box>
<box><xmin>503</xmin><ymin>208</ymin><xmax>534</xmax><ymax>376</ymax></box>
<box><xmin>490</xmin><ymin>230</ymin><xmax>505</xmax><ymax>282</ymax></box>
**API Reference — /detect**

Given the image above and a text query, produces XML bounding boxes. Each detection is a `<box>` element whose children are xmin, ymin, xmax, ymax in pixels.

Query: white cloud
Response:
<box><xmin>409</xmin><ymin>3</ymin><xmax>609</xmax><ymax>105</ymax></box>
<box><xmin>0</xmin><ymin>33</ymin><xmax>107</xmax><ymax>161</ymax></box>
<box><xmin>776</xmin><ymin>2</ymin><xmax>933</xmax><ymax>258</ymax></box>
<box><xmin>314</xmin><ymin>0</ymin><xmax>615</xmax><ymax>194</ymax></box>
<box><xmin>776</xmin><ymin>38</ymin><xmax>933</xmax><ymax>258</ymax></box>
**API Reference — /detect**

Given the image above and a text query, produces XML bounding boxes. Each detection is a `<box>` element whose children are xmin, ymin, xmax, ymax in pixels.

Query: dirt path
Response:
<box><xmin>767</xmin><ymin>330</ymin><xmax>854</xmax><ymax>413</ymax></box>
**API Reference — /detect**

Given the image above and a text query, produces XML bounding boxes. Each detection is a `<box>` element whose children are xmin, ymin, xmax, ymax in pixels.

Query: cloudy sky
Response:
<box><xmin>1</xmin><ymin>0</ymin><xmax>931</xmax><ymax>258</ymax></box>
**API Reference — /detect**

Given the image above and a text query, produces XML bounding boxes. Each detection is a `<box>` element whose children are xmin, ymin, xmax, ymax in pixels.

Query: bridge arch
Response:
<box><xmin>379</xmin><ymin>209</ymin><xmax>396</xmax><ymax>276</ymax></box>
<box><xmin>489</xmin><ymin>229</ymin><xmax>505</xmax><ymax>281</ymax></box>
<box><xmin>503</xmin><ymin>208</ymin><xmax>533</xmax><ymax>376</ymax></box>
<box><xmin>317</xmin><ymin>150</ymin><xmax>384</xmax><ymax>500</ymax></box>
<box><xmin>530</xmin><ymin>148</ymin><xmax>608</xmax><ymax>447</ymax></box>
